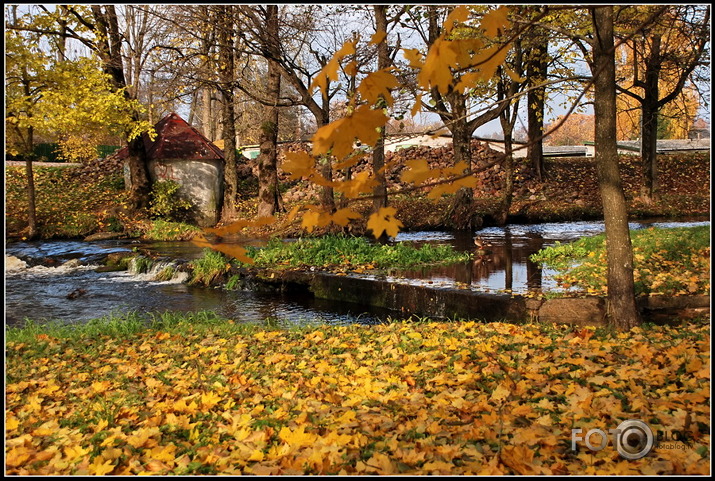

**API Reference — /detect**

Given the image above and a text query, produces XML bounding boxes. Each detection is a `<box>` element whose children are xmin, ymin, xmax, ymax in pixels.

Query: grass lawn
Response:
<box><xmin>5</xmin><ymin>313</ymin><xmax>710</xmax><ymax>475</ymax></box>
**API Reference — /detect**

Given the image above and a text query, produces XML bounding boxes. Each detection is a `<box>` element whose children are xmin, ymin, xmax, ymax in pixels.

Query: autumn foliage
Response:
<box><xmin>194</xmin><ymin>5</ymin><xmax>513</xmax><ymax>254</ymax></box>
<box><xmin>5</xmin><ymin>318</ymin><xmax>710</xmax><ymax>475</ymax></box>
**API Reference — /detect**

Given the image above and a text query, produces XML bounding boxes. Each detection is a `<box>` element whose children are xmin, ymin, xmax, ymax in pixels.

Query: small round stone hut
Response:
<box><xmin>116</xmin><ymin>112</ymin><xmax>224</xmax><ymax>226</ymax></box>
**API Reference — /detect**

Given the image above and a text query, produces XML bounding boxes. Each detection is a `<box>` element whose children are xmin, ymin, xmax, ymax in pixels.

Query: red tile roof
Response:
<box><xmin>114</xmin><ymin>112</ymin><xmax>224</xmax><ymax>161</ymax></box>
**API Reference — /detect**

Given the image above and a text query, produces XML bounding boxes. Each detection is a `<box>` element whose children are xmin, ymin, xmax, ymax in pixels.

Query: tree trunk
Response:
<box><xmin>526</xmin><ymin>26</ymin><xmax>548</xmax><ymax>181</ymax></box>
<box><xmin>202</xmin><ymin>88</ymin><xmax>213</xmax><ymax>140</ymax></box>
<box><xmin>24</xmin><ymin>157</ymin><xmax>39</xmax><ymax>239</ymax></box>
<box><xmin>371</xmin><ymin>5</ymin><xmax>389</xmax><ymax>215</ymax></box>
<box><xmin>592</xmin><ymin>6</ymin><xmax>641</xmax><ymax>330</ymax></box>
<box><xmin>318</xmin><ymin>91</ymin><xmax>335</xmax><ymax>213</ymax></box>
<box><xmin>91</xmin><ymin>5</ymin><xmax>151</xmax><ymax>212</ymax></box>
<box><xmin>498</xmin><ymin>128</ymin><xmax>514</xmax><ymax>227</ymax></box>
<box><xmin>218</xmin><ymin>6</ymin><xmax>238</xmax><ymax>222</ymax></box>
<box><xmin>446</xmin><ymin>94</ymin><xmax>477</xmax><ymax>232</ymax></box>
<box><xmin>23</xmin><ymin>120</ymin><xmax>39</xmax><ymax>239</ymax></box>
<box><xmin>256</xmin><ymin>5</ymin><xmax>283</xmax><ymax>218</ymax></box>
<box><xmin>126</xmin><ymin>135</ymin><xmax>152</xmax><ymax>211</ymax></box>
<box><xmin>640</xmin><ymin>35</ymin><xmax>661</xmax><ymax>203</ymax></box>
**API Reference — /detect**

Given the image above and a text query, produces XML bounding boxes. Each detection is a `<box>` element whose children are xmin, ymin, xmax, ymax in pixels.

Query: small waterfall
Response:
<box><xmin>128</xmin><ymin>256</ymin><xmax>190</xmax><ymax>284</ymax></box>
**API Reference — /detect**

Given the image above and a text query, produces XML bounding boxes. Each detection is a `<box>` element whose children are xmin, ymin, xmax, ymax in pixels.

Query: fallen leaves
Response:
<box><xmin>5</xmin><ymin>318</ymin><xmax>710</xmax><ymax>475</ymax></box>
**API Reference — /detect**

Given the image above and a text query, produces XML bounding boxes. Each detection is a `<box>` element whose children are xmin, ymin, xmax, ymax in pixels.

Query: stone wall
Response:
<box><xmin>147</xmin><ymin>158</ymin><xmax>223</xmax><ymax>227</ymax></box>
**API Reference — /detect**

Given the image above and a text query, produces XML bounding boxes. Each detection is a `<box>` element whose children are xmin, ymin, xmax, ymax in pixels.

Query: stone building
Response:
<box><xmin>116</xmin><ymin>112</ymin><xmax>224</xmax><ymax>226</ymax></box>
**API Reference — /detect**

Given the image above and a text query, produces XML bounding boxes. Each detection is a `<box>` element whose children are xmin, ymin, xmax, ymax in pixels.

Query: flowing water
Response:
<box><xmin>5</xmin><ymin>218</ymin><xmax>708</xmax><ymax>328</ymax></box>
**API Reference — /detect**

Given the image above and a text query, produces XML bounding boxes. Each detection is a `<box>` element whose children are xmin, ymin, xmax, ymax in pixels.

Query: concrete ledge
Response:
<box><xmin>309</xmin><ymin>273</ymin><xmax>526</xmax><ymax>322</ymax></box>
<box><xmin>537</xmin><ymin>297</ymin><xmax>607</xmax><ymax>326</ymax></box>
<box><xmin>241</xmin><ymin>269</ymin><xmax>709</xmax><ymax>327</ymax></box>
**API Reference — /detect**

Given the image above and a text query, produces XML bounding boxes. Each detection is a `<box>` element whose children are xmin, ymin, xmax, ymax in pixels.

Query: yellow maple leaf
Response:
<box><xmin>63</xmin><ymin>444</ymin><xmax>91</xmax><ymax>462</ymax></box>
<box><xmin>490</xmin><ymin>383</ymin><xmax>511</xmax><ymax>403</ymax></box>
<box><xmin>344</xmin><ymin>60</ymin><xmax>359</xmax><ymax>77</ymax></box>
<box><xmin>331</xmin><ymin>207</ymin><xmax>362</xmax><ymax>227</ymax></box>
<box><xmin>505</xmin><ymin>66</ymin><xmax>525</xmax><ymax>83</ymax></box>
<box><xmin>88</xmin><ymin>456</ymin><xmax>116</xmax><ymax>476</ymax></box>
<box><xmin>6</xmin><ymin>446</ymin><xmax>32</xmax><ymax>468</ymax></box>
<box><xmin>357</xmin><ymin>68</ymin><xmax>398</xmax><ymax>106</ymax></box>
<box><xmin>200</xmin><ymin>391</ymin><xmax>223</xmax><ymax>410</ymax></box>
<box><xmin>474</xmin><ymin>44</ymin><xmax>510</xmax><ymax>80</ymax></box>
<box><xmin>427</xmin><ymin>182</ymin><xmax>465</xmax><ymax>199</ymax></box>
<box><xmin>402</xmin><ymin>48</ymin><xmax>424</xmax><ymax>68</ymax></box>
<box><xmin>283</xmin><ymin>205</ymin><xmax>302</xmax><ymax>225</ymax></box>
<box><xmin>145</xmin><ymin>444</ymin><xmax>177</xmax><ymax>464</ymax></box>
<box><xmin>203</xmin><ymin>220</ymin><xmax>249</xmax><ymax>237</ymax></box>
<box><xmin>443</xmin><ymin>5</ymin><xmax>470</xmax><ymax>34</ymax></box>
<box><xmin>480</xmin><ymin>5</ymin><xmax>509</xmax><ymax>38</ymax></box>
<box><xmin>282</xmin><ymin>151</ymin><xmax>317</xmax><ymax>179</ymax></box>
<box><xmin>334</xmin><ymin>152</ymin><xmax>367</xmax><ymax>170</ymax></box>
<box><xmin>500</xmin><ymin>445</ymin><xmax>549</xmax><ymax>475</ymax></box>
<box><xmin>312</xmin><ymin>106</ymin><xmax>387</xmax><ymax>159</ymax></box>
<box><xmin>278</xmin><ymin>425</ymin><xmax>317</xmax><ymax>448</ymax></box>
<box><xmin>352</xmin><ymin>105</ymin><xmax>389</xmax><ymax>147</ymax></box>
<box><xmin>309</xmin><ymin>39</ymin><xmax>358</xmax><ymax>94</ymax></box>
<box><xmin>411</xmin><ymin>93</ymin><xmax>423</xmax><ymax>117</ymax></box>
<box><xmin>333</xmin><ymin>171</ymin><xmax>378</xmax><ymax>199</ymax></box>
<box><xmin>365</xmin><ymin>451</ymin><xmax>395</xmax><ymax>474</ymax></box>
<box><xmin>126</xmin><ymin>426</ymin><xmax>161</xmax><ymax>449</ymax></box>
<box><xmin>312</xmin><ymin>117</ymin><xmax>349</xmax><ymax>158</ymax></box>
<box><xmin>418</xmin><ymin>37</ymin><xmax>458</xmax><ymax>94</ymax></box>
<box><xmin>191</xmin><ymin>235</ymin><xmax>253</xmax><ymax>264</ymax></box>
<box><xmin>5</xmin><ymin>414</ymin><xmax>19</xmax><ymax>431</ymax></box>
<box><xmin>91</xmin><ymin>380</ymin><xmax>112</xmax><ymax>394</ymax></box>
<box><xmin>367</xmin><ymin>207</ymin><xmax>403</xmax><ymax>238</ymax></box>
<box><xmin>369</xmin><ymin>30</ymin><xmax>387</xmax><ymax>45</ymax></box>
<box><xmin>301</xmin><ymin>209</ymin><xmax>332</xmax><ymax>233</ymax></box>
<box><xmin>401</xmin><ymin>158</ymin><xmax>434</xmax><ymax>185</ymax></box>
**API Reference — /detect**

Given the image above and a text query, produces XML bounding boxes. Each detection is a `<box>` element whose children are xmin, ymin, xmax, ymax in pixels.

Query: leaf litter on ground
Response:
<box><xmin>5</xmin><ymin>317</ymin><xmax>710</xmax><ymax>475</ymax></box>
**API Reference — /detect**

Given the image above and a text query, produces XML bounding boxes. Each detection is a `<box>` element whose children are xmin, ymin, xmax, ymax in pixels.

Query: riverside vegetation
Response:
<box><xmin>531</xmin><ymin>225</ymin><xmax>710</xmax><ymax>297</ymax></box>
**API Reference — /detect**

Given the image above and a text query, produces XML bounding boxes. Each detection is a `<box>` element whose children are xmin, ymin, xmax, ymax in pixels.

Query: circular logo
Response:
<box><xmin>615</xmin><ymin>420</ymin><xmax>654</xmax><ymax>460</ymax></box>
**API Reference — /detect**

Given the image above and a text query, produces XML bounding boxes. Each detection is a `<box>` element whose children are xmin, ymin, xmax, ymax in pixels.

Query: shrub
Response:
<box><xmin>149</xmin><ymin>180</ymin><xmax>193</xmax><ymax>221</ymax></box>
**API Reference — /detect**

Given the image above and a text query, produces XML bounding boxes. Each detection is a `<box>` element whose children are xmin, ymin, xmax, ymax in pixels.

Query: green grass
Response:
<box><xmin>242</xmin><ymin>234</ymin><xmax>471</xmax><ymax>270</ymax></box>
<box><xmin>143</xmin><ymin>219</ymin><xmax>201</xmax><ymax>241</ymax></box>
<box><xmin>189</xmin><ymin>249</ymin><xmax>231</xmax><ymax>286</ymax></box>
<box><xmin>530</xmin><ymin>225</ymin><xmax>710</xmax><ymax>296</ymax></box>
<box><xmin>5</xmin><ymin>311</ymin><xmax>266</xmax><ymax>347</ymax></box>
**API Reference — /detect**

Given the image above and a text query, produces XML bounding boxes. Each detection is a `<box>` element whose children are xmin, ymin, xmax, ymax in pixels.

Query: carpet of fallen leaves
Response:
<box><xmin>5</xmin><ymin>319</ymin><xmax>710</xmax><ymax>475</ymax></box>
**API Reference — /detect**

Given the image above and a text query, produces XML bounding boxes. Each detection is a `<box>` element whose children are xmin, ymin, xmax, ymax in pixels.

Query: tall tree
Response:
<box><xmin>88</xmin><ymin>5</ymin><xmax>153</xmax><ymax>211</ymax></box>
<box><xmin>590</xmin><ymin>5</ymin><xmax>641</xmax><ymax>330</ymax></box>
<box><xmin>415</xmin><ymin>5</ymin><xmax>513</xmax><ymax>231</ymax></box>
<box><xmin>615</xmin><ymin>5</ymin><xmax>710</xmax><ymax>202</ymax></box>
<box><xmin>255</xmin><ymin>5</ymin><xmax>284</xmax><ymax>218</ymax></box>
<box><xmin>524</xmin><ymin>13</ymin><xmax>549</xmax><ymax>181</ymax></box>
<box><xmin>371</xmin><ymin>5</ymin><xmax>391</xmax><ymax>216</ymax></box>
<box><xmin>5</xmin><ymin>5</ymin><xmax>151</xmax><ymax>236</ymax></box>
<box><xmin>216</xmin><ymin>5</ymin><xmax>238</xmax><ymax>221</ymax></box>
<box><xmin>496</xmin><ymin>26</ymin><xmax>525</xmax><ymax>226</ymax></box>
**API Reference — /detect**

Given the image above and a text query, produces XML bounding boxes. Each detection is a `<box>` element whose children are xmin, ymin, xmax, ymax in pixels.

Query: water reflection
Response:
<box><xmin>392</xmin><ymin>219</ymin><xmax>710</xmax><ymax>294</ymax></box>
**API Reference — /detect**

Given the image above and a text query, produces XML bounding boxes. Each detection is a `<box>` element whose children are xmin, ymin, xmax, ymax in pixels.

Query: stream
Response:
<box><xmin>5</xmin><ymin>218</ymin><xmax>708</xmax><ymax>328</ymax></box>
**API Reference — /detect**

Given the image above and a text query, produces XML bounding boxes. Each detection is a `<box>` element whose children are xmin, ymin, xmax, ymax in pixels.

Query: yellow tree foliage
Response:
<box><xmin>5</xmin><ymin>44</ymin><xmax>152</xmax><ymax>161</ymax></box>
<box><xmin>615</xmin><ymin>38</ymin><xmax>700</xmax><ymax>140</ymax></box>
<box><xmin>544</xmin><ymin>113</ymin><xmax>595</xmax><ymax>146</ymax></box>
